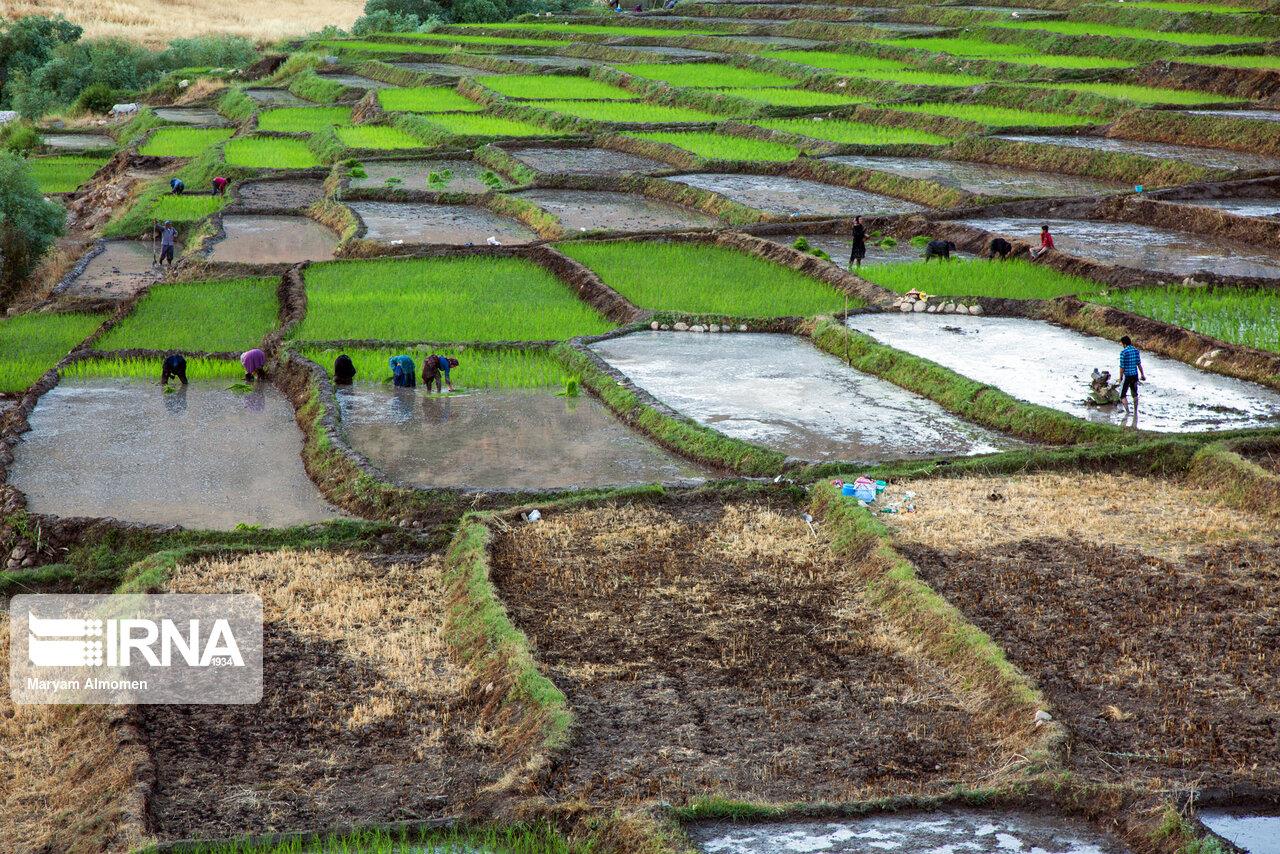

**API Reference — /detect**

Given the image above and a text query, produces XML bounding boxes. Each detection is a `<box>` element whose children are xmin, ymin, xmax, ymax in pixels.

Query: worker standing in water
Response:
<box><xmin>1119</xmin><ymin>335</ymin><xmax>1146</xmax><ymax>416</ymax></box>
<box><xmin>157</xmin><ymin>221</ymin><xmax>178</xmax><ymax>266</ymax></box>
<box><xmin>849</xmin><ymin>215</ymin><xmax>866</xmax><ymax>269</ymax></box>
<box><xmin>389</xmin><ymin>354</ymin><xmax>416</xmax><ymax>388</ymax></box>
<box><xmin>334</xmin><ymin>354</ymin><xmax>357</xmax><ymax>386</ymax></box>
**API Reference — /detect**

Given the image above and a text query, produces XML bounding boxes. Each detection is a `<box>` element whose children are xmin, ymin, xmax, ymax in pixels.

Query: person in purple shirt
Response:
<box><xmin>240</xmin><ymin>348</ymin><xmax>267</xmax><ymax>383</ymax></box>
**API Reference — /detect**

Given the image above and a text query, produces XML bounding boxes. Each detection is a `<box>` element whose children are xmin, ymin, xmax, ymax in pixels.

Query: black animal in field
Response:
<box><xmin>989</xmin><ymin>237</ymin><xmax>1013</xmax><ymax>260</ymax></box>
<box><xmin>923</xmin><ymin>239</ymin><xmax>957</xmax><ymax>262</ymax></box>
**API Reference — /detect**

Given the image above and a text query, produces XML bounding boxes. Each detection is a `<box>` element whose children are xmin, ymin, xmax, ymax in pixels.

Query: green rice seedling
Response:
<box><xmin>149</xmin><ymin>193</ymin><xmax>228</xmax><ymax>222</ymax></box>
<box><xmin>852</xmin><ymin>69</ymin><xmax>992</xmax><ymax>87</ymax></box>
<box><xmin>460</xmin><ymin>22</ymin><xmax>716</xmax><ymax>36</ymax></box>
<box><xmin>879</xmin><ymin>102</ymin><xmax>1095</xmax><ymax>128</ymax></box>
<box><xmin>312</xmin><ymin>39</ymin><xmax>453</xmax><ymax>55</ymax></box>
<box><xmin>753</xmin><ymin>117</ymin><xmax>952</xmax><ymax>145</ymax></box>
<box><xmin>138</xmin><ymin>127</ymin><xmax>235</xmax><ymax>157</ymax></box>
<box><xmin>295</xmin><ymin>256</ymin><xmax>614</xmax><ymax>342</ymax></box>
<box><xmin>0</xmin><ymin>312</ymin><xmax>105</xmax><ymax>392</ymax></box>
<box><xmin>96</xmin><ymin>277</ymin><xmax>279</xmax><ymax>353</ymax></box>
<box><xmin>996</xmin><ymin>54</ymin><xmax>1139</xmax><ymax>69</ymax></box>
<box><xmin>25</xmin><ymin>155</ymin><xmax>106</xmax><ymax>193</ymax></box>
<box><xmin>427</xmin><ymin>168</ymin><xmax>453</xmax><ymax>188</ymax></box>
<box><xmin>301</xmin><ymin>346</ymin><xmax>564</xmax><ymax>388</ymax></box>
<box><xmin>874</xmin><ymin>37</ymin><xmax>1038</xmax><ymax>57</ymax></box>
<box><xmin>412</xmin><ymin>113</ymin><xmax>554</xmax><ymax>137</ymax></box>
<box><xmin>479</xmin><ymin>169</ymin><xmax>504</xmax><ymax>189</ymax></box>
<box><xmin>990</xmin><ymin>20</ymin><xmax>1269</xmax><ymax>45</ymax></box>
<box><xmin>224</xmin><ymin>137</ymin><xmax>320</xmax><ymax>168</ymax></box>
<box><xmin>479</xmin><ymin>75</ymin><xmax>640</xmax><ymax>100</ymax></box>
<box><xmin>61</xmin><ymin>356</ymin><xmax>245</xmax><ymax>382</ymax></box>
<box><xmin>1029</xmin><ymin>81</ymin><xmax>1241</xmax><ymax>105</ymax></box>
<box><xmin>1173</xmin><ymin>54</ymin><xmax>1280</xmax><ymax>69</ymax></box>
<box><xmin>618</xmin><ymin>63</ymin><xmax>797</xmax><ymax>89</ymax></box>
<box><xmin>558</xmin><ymin>240</ymin><xmax>854</xmax><ymax>316</ymax></box>
<box><xmin>695</xmin><ymin>87</ymin><xmax>866</xmax><ymax>108</ymax></box>
<box><xmin>386</xmin><ymin>31</ymin><xmax>567</xmax><ymax>47</ymax></box>
<box><xmin>179</xmin><ymin>820</ymin><xmax>587</xmax><ymax>854</ymax></box>
<box><xmin>256</xmin><ymin>106</ymin><xmax>352</xmax><ymax>132</ymax></box>
<box><xmin>859</xmin><ymin>258</ymin><xmax>1100</xmax><ymax>299</ymax></box>
<box><xmin>1125</xmin><ymin>1</ymin><xmax>1252</xmax><ymax>11</ymax></box>
<box><xmin>335</xmin><ymin>125</ymin><xmax>428</xmax><ymax>150</ymax></box>
<box><xmin>761</xmin><ymin>51</ymin><xmax>910</xmax><ymax>74</ymax></box>
<box><xmin>624</xmin><ymin>130</ymin><xmax>802</xmax><ymax>161</ymax></box>
<box><xmin>1089</xmin><ymin>286</ymin><xmax>1280</xmax><ymax>354</ymax></box>
<box><xmin>792</xmin><ymin>237</ymin><xmax>831</xmax><ymax>261</ymax></box>
<box><xmin>377</xmin><ymin>87</ymin><xmax>484</xmax><ymax>112</ymax></box>
<box><xmin>535</xmin><ymin>100</ymin><xmax>720</xmax><ymax>123</ymax></box>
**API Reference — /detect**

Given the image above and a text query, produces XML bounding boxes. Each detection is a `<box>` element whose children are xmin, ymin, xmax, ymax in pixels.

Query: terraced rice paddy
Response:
<box><xmin>533</xmin><ymin>100</ymin><xmax>722</xmax><ymax>124</ymax></box>
<box><xmin>410</xmin><ymin>113</ymin><xmax>556</xmax><ymax>138</ymax></box>
<box><xmin>224</xmin><ymin>136</ymin><xmax>321</xmax><ymax>168</ymax></box>
<box><xmin>25</xmin><ymin>155</ymin><xmax>105</xmax><ymax>193</ymax></box>
<box><xmin>148</xmin><ymin>193</ymin><xmax>228</xmax><ymax>222</ymax></box>
<box><xmin>823</xmin><ymin>154</ymin><xmax>1128</xmax><ymax>197</ymax></box>
<box><xmin>335</xmin><ymin>125</ymin><xmax>428</xmax><ymax>150</ymax></box>
<box><xmin>761</xmin><ymin>51</ymin><xmax>912</xmax><ymax>74</ymax></box>
<box><xmin>95</xmin><ymin>277</ymin><xmax>279</xmax><ymax>352</ymax></box>
<box><xmin>479</xmin><ymin>75</ymin><xmax>639</xmax><ymax>100</ymax></box>
<box><xmin>618</xmin><ymin>63</ymin><xmax>798</xmax><ymax>88</ymax></box>
<box><xmin>508</xmin><ymin>146</ymin><xmax>670</xmax><ymax>175</ymax></box>
<box><xmin>304</xmin><ymin>346</ymin><xmax>565</xmax><ymax>389</ymax></box>
<box><xmin>0</xmin><ymin>312</ymin><xmax>104</xmax><ymax>392</ymax></box>
<box><xmin>754</xmin><ymin>117</ymin><xmax>951</xmax><ymax>145</ymax></box>
<box><xmin>346</xmin><ymin>158</ymin><xmax>506</xmax><ymax>191</ymax></box>
<box><xmin>58</xmin><ymin>240</ymin><xmax>160</xmax><ymax>300</ymax></box>
<box><xmin>255</xmin><ymin>106</ymin><xmax>352</xmax><ymax>132</ymax></box>
<box><xmin>138</xmin><ymin>127</ymin><xmax>235</xmax><ymax>157</ymax></box>
<box><xmin>624</xmin><ymin>130</ymin><xmax>803</xmax><ymax>161</ymax></box>
<box><xmin>295</xmin><ymin>256</ymin><xmax>614</xmax><ymax>341</ymax></box>
<box><xmin>1030</xmin><ymin>82</ymin><xmax>1240</xmax><ymax>106</ymax></box>
<box><xmin>699</xmin><ymin>87</ymin><xmax>865</xmax><ymax>108</ymax></box>
<box><xmin>517</xmin><ymin>189</ymin><xmax>719</xmax><ymax>232</ymax></box>
<box><xmin>669</xmin><ymin>173</ymin><xmax>923</xmax><ymax>217</ymax></box>
<box><xmin>207</xmin><ymin>215</ymin><xmax>338</xmax><ymax>264</ymax></box>
<box><xmin>1175</xmin><ymin>54</ymin><xmax>1280</xmax><ymax>69</ymax></box>
<box><xmin>996</xmin><ymin>133</ymin><xmax>1280</xmax><ymax>172</ymax></box>
<box><xmin>882</xmin><ymin>103</ymin><xmax>1096</xmax><ymax>128</ymax></box>
<box><xmin>348</xmin><ymin>201</ymin><xmax>536</xmax><ymax>245</ymax></box>
<box><xmin>990</xmin><ymin>20</ymin><xmax>1271</xmax><ymax>46</ymax></box>
<box><xmin>1090</xmin><ymin>286</ymin><xmax>1280</xmax><ymax>355</ymax></box>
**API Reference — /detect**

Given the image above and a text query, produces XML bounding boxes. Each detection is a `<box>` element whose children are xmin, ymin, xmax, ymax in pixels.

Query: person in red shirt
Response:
<box><xmin>212</xmin><ymin>176</ymin><xmax>228</xmax><ymax>196</ymax></box>
<box><xmin>1031</xmin><ymin>224</ymin><xmax>1055</xmax><ymax>259</ymax></box>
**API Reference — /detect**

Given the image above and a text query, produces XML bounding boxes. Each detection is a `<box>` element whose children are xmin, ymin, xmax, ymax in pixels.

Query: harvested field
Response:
<box><xmin>490</xmin><ymin>500</ymin><xmax>1013</xmax><ymax>804</ymax></box>
<box><xmin>139</xmin><ymin>551</ymin><xmax>469</xmax><ymax>839</ymax></box>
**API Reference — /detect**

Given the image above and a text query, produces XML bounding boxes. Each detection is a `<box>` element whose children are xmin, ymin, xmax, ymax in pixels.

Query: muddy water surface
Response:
<box><xmin>961</xmin><ymin>215</ymin><xmax>1280</xmax><ymax>278</ymax></box>
<box><xmin>1199</xmin><ymin>811</ymin><xmax>1280</xmax><ymax>854</ymax></box>
<box><xmin>614</xmin><ymin>45</ymin><xmax>721</xmax><ymax>58</ymax></box>
<box><xmin>591</xmin><ymin>331</ymin><xmax>1018</xmax><ymax>461</ymax></box>
<box><xmin>1186</xmin><ymin>108</ymin><xmax>1280</xmax><ymax>123</ymax></box>
<box><xmin>846</xmin><ymin>314</ymin><xmax>1280</xmax><ymax>432</ymax></box>
<box><xmin>690</xmin><ymin>810</ymin><xmax>1130</xmax><ymax>853</ymax></box>
<box><xmin>61</xmin><ymin>241</ymin><xmax>160</xmax><ymax>300</ymax></box>
<box><xmin>208</xmin><ymin>215</ymin><xmax>338</xmax><ymax>263</ymax></box>
<box><xmin>712</xmin><ymin>35</ymin><xmax>826</xmax><ymax>47</ymax></box>
<box><xmin>764</xmin><ymin>232</ymin><xmax>974</xmax><ymax>267</ymax></box>
<box><xmin>488</xmin><ymin>54</ymin><xmax>602</xmax><ymax>68</ymax></box>
<box><xmin>347</xmin><ymin>159</ymin><xmax>502</xmax><ymax>192</ymax></box>
<box><xmin>510</xmin><ymin>146</ymin><xmax>670</xmax><ymax>175</ymax></box>
<box><xmin>338</xmin><ymin>386</ymin><xmax>705</xmax><ymax>490</ymax></box>
<box><xmin>349</xmin><ymin>201</ymin><xmax>537</xmax><ymax>245</ymax></box>
<box><xmin>42</xmin><ymin>133</ymin><xmax>114</xmax><ymax>151</ymax></box>
<box><xmin>153</xmin><ymin>107</ymin><xmax>232</xmax><ymax>127</ymax></box>
<box><xmin>997</xmin><ymin>134</ymin><xmax>1280</xmax><ymax>172</ymax></box>
<box><xmin>1181</xmin><ymin>197</ymin><xmax>1280</xmax><ymax>218</ymax></box>
<box><xmin>824</xmin><ymin>154</ymin><xmax>1127</xmax><ymax>197</ymax></box>
<box><xmin>670</xmin><ymin>173</ymin><xmax>924</xmax><ymax>217</ymax></box>
<box><xmin>516</xmin><ymin>188</ymin><xmax>719</xmax><ymax>231</ymax></box>
<box><xmin>318</xmin><ymin>73</ymin><xmax>392</xmax><ymax>90</ymax></box>
<box><xmin>243</xmin><ymin>88</ymin><xmax>308</xmax><ymax>106</ymax></box>
<box><xmin>9</xmin><ymin>380</ymin><xmax>342</xmax><ymax>529</ymax></box>
<box><xmin>235</xmin><ymin>178</ymin><xmax>326</xmax><ymax>208</ymax></box>
<box><xmin>389</xmin><ymin>61</ymin><xmax>485</xmax><ymax>76</ymax></box>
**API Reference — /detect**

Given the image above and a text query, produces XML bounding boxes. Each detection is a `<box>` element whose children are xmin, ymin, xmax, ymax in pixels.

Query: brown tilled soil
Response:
<box><xmin>139</xmin><ymin>551</ymin><xmax>487</xmax><ymax>840</ymax></box>
<box><xmin>900</xmin><ymin>537</ymin><xmax>1280</xmax><ymax>789</ymax></box>
<box><xmin>1244</xmin><ymin>449</ymin><xmax>1280</xmax><ymax>476</ymax></box>
<box><xmin>490</xmin><ymin>499</ymin><xmax>1012</xmax><ymax>807</ymax></box>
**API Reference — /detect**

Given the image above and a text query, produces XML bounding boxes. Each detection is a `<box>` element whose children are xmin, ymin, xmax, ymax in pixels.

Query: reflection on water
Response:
<box><xmin>823</xmin><ymin>154</ymin><xmax>1127</xmax><ymax>198</ymax></box>
<box><xmin>997</xmin><ymin>134</ymin><xmax>1280</xmax><ymax>172</ymax></box>
<box><xmin>517</xmin><ymin>189</ymin><xmax>718</xmax><ymax>231</ymax></box>
<box><xmin>348</xmin><ymin>201</ymin><xmax>537</xmax><ymax>245</ymax></box>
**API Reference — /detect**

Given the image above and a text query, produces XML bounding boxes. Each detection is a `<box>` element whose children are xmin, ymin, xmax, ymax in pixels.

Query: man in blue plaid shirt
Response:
<box><xmin>1119</xmin><ymin>335</ymin><xmax>1146</xmax><ymax>414</ymax></box>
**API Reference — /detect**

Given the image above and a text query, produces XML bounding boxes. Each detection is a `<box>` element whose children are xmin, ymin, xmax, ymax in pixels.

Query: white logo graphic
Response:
<box><xmin>28</xmin><ymin>611</ymin><xmax>243</xmax><ymax>668</ymax></box>
<box><xmin>28</xmin><ymin>613</ymin><xmax>105</xmax><ymax>667</ymax></box>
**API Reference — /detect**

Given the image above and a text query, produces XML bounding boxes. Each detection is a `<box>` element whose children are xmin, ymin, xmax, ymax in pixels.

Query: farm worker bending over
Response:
<box><xmin>169</xmin><ymin>177</ymin><xmax>185</xmax><ymax>195</ymax></box>
<box><xmin>158</xmin><ymin>221</ymin><xmax>178</xmax><ymax>266</ymax></box>
<box><xmin>334</xmin><ymin>354</ymin><xmax>356</xmax><ymax>386</ymax></box>
<box><xmin>390</xmin><ymin>354</ymin><xmax>416</xmax><ymax>388</ymax></box>
<box><xmin>1118</xmin><ymin>335</ymin><xmax>1146</xmax><ymax>414</ymax></box>
<box><xmin>160</xmin><ymin>353</ymin><xmax>188</xmax><ymax>386</ymax></box>
<box><xmin>1030</xmin><ymin>224</ymin><xmax>1055</xmax><ymax>259</ymax></box>
<box><xmin>241</xmin><ymin>348</ymin><xmax>267</xmax><ymax>382</ymax></box>
<box><xmin>212</xmin><ymin>176</ymin><xmax>228</xmax><ymax>195</ymax></box>
<box><xmin>422</xmin><ymin>354</ymin><xmax>459</xmax><ymax>393</ymax></box>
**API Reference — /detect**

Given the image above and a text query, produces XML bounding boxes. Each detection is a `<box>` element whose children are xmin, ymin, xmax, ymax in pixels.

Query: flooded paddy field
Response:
<box><xmin>824</xmin><ymin>154</ymin><xmax>1128</xmax><ymax>198</ymax></box>
<box><xmin>591</xmin><ymin>332</ymin><xmax>1018</xmax><ymax>461</ymax></box>
<box><xmin>508</xmin><ymin>146</ymin><xmax>671</xmax><ymax>175</ymax></box>
<box><xmin>1180</xmin><ymin>197</ymin><xmax>1280</xmax><ymax>218</ymax></box>
<box><xmin>234</xmin><ymin>177</ymin><xmax>326</xmax><ymax>208</ymax></box>
<box><xmin>689</xmin><ymin>809</ymin><xmax>1131</xmax><ymax>853</ymax></box>
<box><xmin>487</xmin><ymin>54</ymin><xmax>602</xmax><ymax>68</ymax></box>
<box><xmin>668</xmin><ymin>173</ymin><xmax>925</xmax><ymax>218</ymax></box>
<box><xmin>846</xmin><ymin>314</ymin><xmax>1280</xmax><ymax>433</ymax></box>
<box><xmin>763</xmin><ymin>231</ymin><xmax>975</xmax><ymax>266</ymax></box>
<box><xmin>152</xmin><ymin>106</ymin><xmax>232</xmax><ymax>127</ymax></box>
<box><xmin>41</xmin><ymin>133</ymin><xmax>114</xmax><ymax>152</ymax></box>
<box><xmin>613</xmin><ymin>45</ymin><xmax>721</xmax><ymax>58</ymax></box>
<box><xmin>207</xmin><ymin>214</ymin><xmax>338</xmax><ymax>263</ymax></box>
<box><xmin>242</xmin><ymin>87</ymin><xmax>309</xmax><ymax>106</ymax></box>
<box><xmin>710</xmin><ymin>34</ymin><xmax>826</xmax><ymax>47</ymax></box>
<box><xmin>960</xmin><ymin>215</ymin><xmax>1280</xmax><ymax>279</ymax></box>
<box><xmin>349</xmin><ymin>200</ymin><xmax>537</xmax><ymax>245</ymax></box>
<box><xmin>516</xmin><ymin>188</ymin><xmax>719</xmax><ymax>231</ymax></box>
<box><xmin>388</xmin><ymin>60</ymin><xmax>488</xmax><ymax>76</ymax></box>
<box><xmin>888</xmin><ymin>470</ymin><xmax>1280</xmax><ymax>787</ymax></box>
<box><xmin>337</xmin><ymin>386</ymin><xmax>705</xmax><ymax>490</ymax></box>
<box><xmin>997</xmin><ymin>134</ymin><xmax>1280</xmax><ymax>173</ymax></box>
<box><xmin>1185</xmin><ymin>108</ymin><xmax>1280</xmax><ymax>123</ymax></box>
<box><xmin>489</xmin><ymin>499</ymin><xmax>1015</xmax><ymax>804</ymax></box>
<box><xmin>59</xmin><ymin>240</ymin><xmax>159</xmax><ymax>300</ymax></box>
<box><xmin>1199</xmin><ymin>811</ymin><xmax>1280</xmax><ymax>854</ymax></box>
<box><xmin>317</xmin><ymin>73</ymin><xmax>393</xmax><ymax>90</ymax></box>
<box><xmin>347</xmin><ymin>158</ymin><xmax>502</xmax><ymax>192</ymax></box>
<box><xmin>8</xmin><ymin>379</ymin><xmax>341</xmax><ymax>530</ymax></box>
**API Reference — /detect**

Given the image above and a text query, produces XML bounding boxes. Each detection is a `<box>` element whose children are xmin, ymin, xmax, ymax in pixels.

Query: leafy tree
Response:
<box><xmin>0</xmin><ymin>153</ymin><xmax>66</xmax><ymax>308</ymax></box>
<box><xmin>0</xmin><ymin>15</ymin><xmax>82</xmax><ymax>109</ymax></box>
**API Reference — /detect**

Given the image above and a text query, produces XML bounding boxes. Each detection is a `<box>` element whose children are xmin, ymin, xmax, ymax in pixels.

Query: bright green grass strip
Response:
<box><xmin>457</xmin><ymin>22</ymin><xmax>717</xmax><ymax>36</ymax></box>
<box><xmin>138</xmin><ymin>127</ymin><xmax>235</xmax><ymax>157</ymax></box>
<box><xmin>378</xmin><ymin>87</ymin><xmax>484</xmax><ymax>112</ymax></box>
<box><xmin>558</xmin><ymin>240</ymin><xmax>852</xmax><ymax>316</ymax></box>
<box><xmin>618</xmin><ymin>63</ymin><xmax>797</xmax><ymax>88</ymax></box>
<box><xmin>175</xmin><ymin>822</ymin><xmax>583</xmax><ymax>854</ymax></box>
<box><xmin>754</xmin><ymin>117</ymin><xmax>952</xmax><ymax>145</ymax></box>
<box><xmin>97</xmin><ymin>278</ymin><xmax>279</xmax><ymax>352</ymax></box>
<box><xmin>149</xmin><ymin>194</ymin><xmax>227</xmax><ymax>222</ymax></box>
<box><xmin>694</xmin><ymin>87</ymin><xmax>865</xmax><ymax>107</ymax></box>
<box><xmin>860</xmin><ymin>259</ymin><xmax>1101</xmax><ymax>299</ymax></box>
<box><xmin>761</xmin><ymin>51</ymin><xmax>911</xmax><ymax>74</ymax></box>
<box><xmin>302</xmin><ymin>346</ymin><xmax>564</xmax><ymax>388</ymax></box>
<box><xmin>1125</xmin><ymin>1</ymin><xmax>1252</xmax><ymax>11</ymax></box>
<box><xmin>479</xmin><ymin>75</ymin><xmax>640</xmax><ymax>100</ymax></box>
<box><xmin>1090</xmin><ymin>286</ymin><xmax>1280</xmax><ymax>354</ymax></box>
<box><xmin>256</xmin><ymin>106</ymin><xmax>352</xmax><ymax>132</ymax></box>
<box><xmin>0</xmin><ymin>312</ymin><xmax>105</xmax><ymax>393</ymax></box>
<box><xmin>625</xmin><ymin>130</ymin><xmax>801</xmax><ymax>161</ymax></box>
<box><xmin>536</xmin><ymin>100</ymin><xmax>720</xmax><ymax>123</ymax></box>
<box><xmin>991</xmin><ymin>20</ymin><xmax>1269</xmax><ymax>45</ymax></box>
<box><xmin>997</xmin><ymin>54</ymin><xmax>1138</xmax><ymax>69</ymax></box>
<box><xmin>381</xmin><ymin>31</ymin><xmax>565</xmax><ymax>46</ymax></box>
<box><xmin>1031</xmin><ymin>81</ymin><xmax>1240</xmax><ymax>104</ymax></box>
<box><xmin>335</xmin><ymin>125</ymin><xmax>427</xmax><ymax>150</ymax></box>
<box><xmin>295</xmin><ymin>256</ymin><xmax>614</xmax><ymax>342</ymax></box>
<box><xmin>882</xmin><ymin>102</ymin><xmax>1095</xmax><ymax>128</ymax></box>
<box><xmin>224</xmin><ymin>137</ymin><xmax>320</xmax><ymax>168</ymax></box>
<box><xmin>850</xmin><ymin>69</ymin><xmax>991</xmax><ymax>86</ymax></box>
<box><xmin>62</xmin><ymin>356</ymin><xmax>244</xmax><ymax>381</ymax></box>
<box><xmin>26</xmin><ymin>155</ymin><xmax>105</xmax><ymax>193</ymax></box>
<box><xmin>413</xmin><ymin>113</ymin><xmax>554</xmax><ymax>137</ymax></box>
<box><xmin>313</xmin><ymin>39</ymin><xmax>451</xmax><ymax>54</ymax></box>
<box><xmin>874</xmin><ymin>37</ymin><xmax>1038</xmax><ymax>57</ymax></box>
<box><xmin>1173</xmin><ymin>54</ymin><xmax>1280</xmax><ymax>68</ymax></box>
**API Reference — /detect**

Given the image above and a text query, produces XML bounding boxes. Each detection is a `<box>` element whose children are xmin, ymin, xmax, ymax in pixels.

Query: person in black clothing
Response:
<box><xmin>334</xmin><ymin>354</ymin><xmax>357</xmax><ymax>386</ymax></box>
<box><xmin>160</xmin><ymin>353</ymin><xmax>188</xmax><ymax>386</ymax></box>
<box><xmin>849</xmin><ymin>215</ymin><xmax>866</xmax><ymax>269</ymax></box>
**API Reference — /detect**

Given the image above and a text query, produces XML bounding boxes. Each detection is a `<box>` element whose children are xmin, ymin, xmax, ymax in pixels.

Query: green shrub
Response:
<box><xmin>0</xmin><ymin>153</ymin><xmax>66</xmax><ymax>307</ymax></box>
<box><xmin>74</xmin><ymin>82</ymin><xmax>119</xmax><ymax>114</ymax></box>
